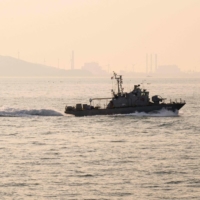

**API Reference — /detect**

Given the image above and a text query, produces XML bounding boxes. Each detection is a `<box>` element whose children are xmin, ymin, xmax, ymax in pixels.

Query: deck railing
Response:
<box><xmin>170</xmin><ymin>98</ymin><xmax>185</xmax><ymax>104</ymax></box>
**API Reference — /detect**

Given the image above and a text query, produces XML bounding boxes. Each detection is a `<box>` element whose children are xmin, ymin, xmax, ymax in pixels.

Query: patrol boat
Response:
<box><xmin>65</xmin><ymin>72</ymin><xmax>185</xmax><ymax>116</ymax></box>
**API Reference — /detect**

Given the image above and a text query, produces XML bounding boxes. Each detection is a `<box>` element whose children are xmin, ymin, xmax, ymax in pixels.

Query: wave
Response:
<box><xmin>0</xmin><ymin>106</ymin><xmax>63</xmax><ymax>117</ymax></box>
<box><xmin>114</xmin><ymin>108</ymin><xmax>179</xmax><ymax>117</ymax></box>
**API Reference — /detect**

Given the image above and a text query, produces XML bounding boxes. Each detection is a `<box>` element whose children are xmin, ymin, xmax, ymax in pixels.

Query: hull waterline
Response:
<box><xmin>65</xmin><ymin>103</ymin><xmax>185</xmax><ymax>117</ymax></box>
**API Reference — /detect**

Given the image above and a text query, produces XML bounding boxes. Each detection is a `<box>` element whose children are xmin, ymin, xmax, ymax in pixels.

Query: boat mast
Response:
<box><xmin>113</xmin><ymin>72</ymin><xmax>124</xmax><ymax>96</ymax></box>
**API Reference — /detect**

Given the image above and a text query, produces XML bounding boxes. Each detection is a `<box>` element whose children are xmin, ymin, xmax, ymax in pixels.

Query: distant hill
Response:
<box><xmin>0</xmin><ymin>55</ymin><xmax>92</xmax><ymax>77</ymax></box>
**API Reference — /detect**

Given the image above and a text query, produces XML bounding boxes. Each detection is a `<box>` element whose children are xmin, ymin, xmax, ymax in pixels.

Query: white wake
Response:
<box><xmin>115</xmin><ymin>108</ymin><xmax>179</xmax><ymax>117</ymax></box>
<box><xmin>0</xmin><ymin>106</ymin><xmax>63</xmax><ymax>117</ymax></box>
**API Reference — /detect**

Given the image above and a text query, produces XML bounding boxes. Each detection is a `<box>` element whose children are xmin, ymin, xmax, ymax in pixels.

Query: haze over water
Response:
<box><xmin>0</xmin><ymin>77</ymin><xmax>199</xmax><ymax>199</ymax></box>
<box><xmin>0</xmin><ymin>0</ymin><xmax>200</xmax><ymax>72</ymax></box>
<box><xmin>0</xmin><ymin>0</ymin><xmax>200</xmax><ymax>199</ymax></box>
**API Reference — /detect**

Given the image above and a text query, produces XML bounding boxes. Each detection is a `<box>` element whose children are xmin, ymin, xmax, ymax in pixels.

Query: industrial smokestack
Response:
<box><xmin>155</xmin><ymin>54</ymin><xmax>157</xmax><ymax>72</ymax></box>
<box><xmin>71</xmin><ymin>51</ymin><xmax>74</xmax><ymax>70</ymax></box>
<box><xmin>146</xmin><ymin>54</ymin><xmax>148</xmax><ymax>74</ymax></box>
<box><xmin>150</xmin><ymin>54</ymin><xmax>152</xmax><ymax>73</ymax></box>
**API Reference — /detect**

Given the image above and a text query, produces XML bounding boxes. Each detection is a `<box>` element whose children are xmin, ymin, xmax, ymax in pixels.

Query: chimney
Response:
<box><xmin>146</xmin><ymin>54</ymin><xmax>148</xmax><ymax>74</ymax></box>
<box><xmin>71</xmin><ymin>51</ymin><xmax>74</xmax><ymax>70</ymax></box>
<box><xmin>155</xmin><ymin>54</ymin><xmax>157</xmax><ymax>72</ymax></box>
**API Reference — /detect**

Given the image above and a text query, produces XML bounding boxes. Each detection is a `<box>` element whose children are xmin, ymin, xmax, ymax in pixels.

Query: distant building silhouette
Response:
<box><xmin>82</xmin><ymin>62</ymin><xmax>108</xmax><ymax>76</ymax></box>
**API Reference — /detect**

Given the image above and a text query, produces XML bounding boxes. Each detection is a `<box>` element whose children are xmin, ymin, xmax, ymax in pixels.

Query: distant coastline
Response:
<box><xmin>0</xmin><ymin>55</ymin><xmax>93</xmax><ymax>77</ymax></box>
<box><xmin>0</xmin><ymin>55</ymin><xmax>199</xmax><ymax>78</ymax></box>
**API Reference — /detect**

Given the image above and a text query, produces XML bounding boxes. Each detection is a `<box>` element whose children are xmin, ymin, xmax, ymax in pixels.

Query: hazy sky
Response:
<box><xmin>0</xmin><ymin>0</ymin><xmax>199</xmax><ymax>72</ymax></box>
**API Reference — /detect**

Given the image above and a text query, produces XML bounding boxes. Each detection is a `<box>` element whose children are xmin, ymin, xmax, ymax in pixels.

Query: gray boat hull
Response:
<box><xmin>65</xmin><ymin>103</ymin><xmax>185</xmax><ymax>117</ymax></box>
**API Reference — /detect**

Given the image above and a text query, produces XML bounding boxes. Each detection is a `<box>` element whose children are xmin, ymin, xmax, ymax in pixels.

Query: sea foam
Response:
<box><xmin>115</xmin><ymin>108</ymin><xmax>179</xmax><ymax>117</ymax></box>
<box><xmin>0</xmin><ymin>106</ymin><xmax>63</xmax><ymax>117</ymax></box>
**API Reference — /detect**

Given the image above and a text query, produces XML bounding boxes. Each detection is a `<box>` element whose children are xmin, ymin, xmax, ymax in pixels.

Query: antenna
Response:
<box><xmin>112</xmin><ymin>71</ymin><xmax>124</xmax><ymax>96</ymax></box>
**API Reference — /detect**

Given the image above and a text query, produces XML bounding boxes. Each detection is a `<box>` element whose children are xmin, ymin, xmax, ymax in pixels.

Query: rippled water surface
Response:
<box><xmin>0</xmin><ymin>77</ymin><xmax>200</xmax><ymax>199</ymax></box>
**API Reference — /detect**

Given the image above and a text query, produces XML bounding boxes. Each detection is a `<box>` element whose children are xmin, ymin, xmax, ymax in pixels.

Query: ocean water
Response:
<box><xmin>0</xmin><ymin>77</ymin><xmax>199</xmax><ymax>199</ymax></box>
